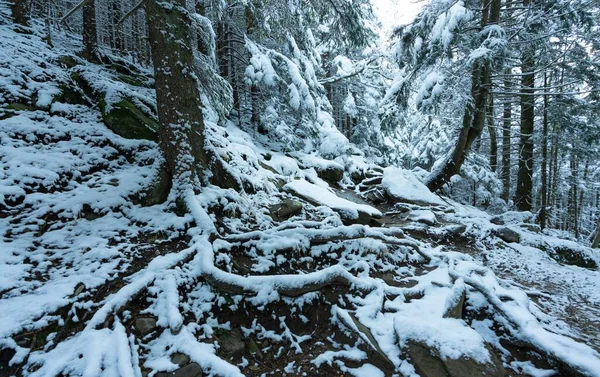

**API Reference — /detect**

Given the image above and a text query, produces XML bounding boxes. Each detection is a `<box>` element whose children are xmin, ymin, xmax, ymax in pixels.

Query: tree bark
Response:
<box><xmin>487</xmin><ymin>93</ymin><xmax>498</xmax><ymax>172</ymax></box>
<box><xmin>11</xmin><ymin>0</ymin><xmax>29</xmax><ymax>27</ymax></box>
<box><xmin>146</xmin><ymin>0</ymin><xmax>209</xmax><ymax>204</ymax></box>
<box><xmin>500</xmin><ymin>73</ymin><xmax>512</xmax><ymax>202</ymax></box>
<box><xmin>539</xmin><ymin>72</ymin><xmax>549</xmax><ymax>229</ymax></box>
<box><xmin>514</xmin><ymin>7</ymin><xmax>535</xmax><ymax>211</ymax></box>
<box><xmin>426</xmin><ymin>0</ymin><xmax>501</xmax><ymax>192</ymax></box>
<box><xmin>82</xmin><ymin>0</ymin><xmax>98</xmax><ymax>61</ymax></box>
<box><xmin>593</xmin><ymin>218</ymin><xmax>600</xmax><ymax>248</ymax></box>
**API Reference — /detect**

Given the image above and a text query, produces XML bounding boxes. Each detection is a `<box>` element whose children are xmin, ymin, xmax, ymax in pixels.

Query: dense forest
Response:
<box><xmin>1</xmin><ymin>0</ymin><xmax>600</xmax><ymax>376</ymax></box>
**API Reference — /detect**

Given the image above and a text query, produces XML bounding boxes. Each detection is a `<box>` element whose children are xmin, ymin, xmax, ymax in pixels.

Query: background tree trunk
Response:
<box><xmin>593</xmin><ymin>218</ymin><xmax>600</xmax><ymax>248</ymax></box>
<box><xmin>146</xmin><ymin>0</ymin><xmax>208</xmax><ymax>202</ymax></box>
<box><xmin>426</xmin><ymin>0</ymin><xmax>501</xmax><ymax>192</ymax></box>
<box><xmin>501</xmin><ymin>73</ymin><xmax>512</xmax><ymax>202</ymax></box>
<box><xmin>539</xmin><ymin>72</ymin><xmax>549</xmax><ymax>229</ymax></box>
<box><xmin>514</xmin><ymin>18</ymin><xmax>535</xmax><ymax>211</ymax></box>
<box><xmin>82</xmin><ymin>0</ymin><xmax>98</xmax><ymax>61</ymax></box>
<box><xmin>487</xmin><ymin>93</ymin><xmax>498</xmax><ymax>172</ymax></box>
<box><xmin>11</xmin><ymin>0</ymin><xmax>29</xmax><ymax>27</ymax></box>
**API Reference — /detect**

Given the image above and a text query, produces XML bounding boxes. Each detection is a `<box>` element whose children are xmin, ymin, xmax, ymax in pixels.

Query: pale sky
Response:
<box><xmin>372</xmin><ymin>0</ymin><xmax>425</xmax><ymax>35</ymax></box>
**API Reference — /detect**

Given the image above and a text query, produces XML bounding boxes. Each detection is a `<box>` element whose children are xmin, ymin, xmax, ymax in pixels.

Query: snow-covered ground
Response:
<box><xmin>2</xmin><ymin>9</ymin><xmax>600</xmax><ymax>377</ymax></box>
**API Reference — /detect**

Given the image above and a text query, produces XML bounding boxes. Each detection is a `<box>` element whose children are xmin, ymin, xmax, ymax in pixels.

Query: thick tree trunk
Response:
<box><xmin>487</xmin><ymin>93</ymin><xmax>498</xmax><ymax>172</ymax></box>
<box><xmin>426</xmin><ymin>0</ymin><xmax>501</xmax><ymax>192</ymax></box>
<box><xmin>11</xmin><ymin>0</ymin><xmax>29</xmax><ymax>27</ymax></box>
<box><xmin>82</xmin><ymin>0</ymin><xmax>98</xmax><ymax>61</ymax></box>
<box><xmin>501</xmin><ymin>74</ymin><xmax>512</xmax><ymax>202</ymax></box>
<box><xmin>514</xmin><ymin>25</ymin><xmax>535</xmax><ymax>211</ymax></box>
<box><xmin>146</xmin><ymin>0</ymin><xmax>209</xmax><ymax>203</ymax></box>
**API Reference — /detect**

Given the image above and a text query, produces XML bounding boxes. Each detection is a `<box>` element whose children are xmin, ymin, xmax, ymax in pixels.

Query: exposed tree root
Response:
<box><xmin>451</xmin><ymin>270</ymin><xmax>600</xmax><ymax>377</ymax></box>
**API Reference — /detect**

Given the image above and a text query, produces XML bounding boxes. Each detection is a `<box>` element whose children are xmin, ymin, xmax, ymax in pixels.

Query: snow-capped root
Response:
<box><xmin>199</xmin><ymin>246</ymin><xmax>374</xmax><ymax>298</ymax></box>
<box><xmin>224</xmin><ymin>226</ymin><xmax>422</xmax><ymax>257</ymax></box>
<box><xmin>450</xmin><ymin>269</ymin><xmax>600</xmax><ymax>376</ymax></box>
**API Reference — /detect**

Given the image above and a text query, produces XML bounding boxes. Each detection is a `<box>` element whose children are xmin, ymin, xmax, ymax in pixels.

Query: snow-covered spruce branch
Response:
<box><xmin>318</xmin><ymin>55</ymin><xmax>384</xmax><ymax>85</ymax></box>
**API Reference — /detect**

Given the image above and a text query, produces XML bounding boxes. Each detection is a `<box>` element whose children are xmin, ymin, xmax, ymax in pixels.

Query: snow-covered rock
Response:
<box><xmin>284</xmin><ymin>179</ymin><xmax>381</xmax><ymax>224</ymax></box>
<box><xmin>382</xmin><ymin>167</ymin><xmax>445</xmax><ymax>206</ymax></box>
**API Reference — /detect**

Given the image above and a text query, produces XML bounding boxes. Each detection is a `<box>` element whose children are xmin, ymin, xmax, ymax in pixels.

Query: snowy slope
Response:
<box><xmin>1</xmin><ymin>8</ymin><xmax>600</xmax><ymax>377</ymax></box>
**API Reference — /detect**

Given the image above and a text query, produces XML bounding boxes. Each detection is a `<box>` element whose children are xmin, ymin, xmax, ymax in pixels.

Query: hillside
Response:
<box><xmin>1</xmin><ymin>2</ymin><xmax>600</xmax><ymax>377</ymax></box>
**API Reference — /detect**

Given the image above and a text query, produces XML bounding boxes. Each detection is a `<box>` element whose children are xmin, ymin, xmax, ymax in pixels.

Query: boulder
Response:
<box><xmin>135</xmin><ymin>316</ymin><xmax>158</xmax><ymax>337</ymax></box>
<box><xmin>405</xmin><ymin>341</ymin><xmax>506</xmax><ymax>377</ymax></box>
<box><xmin>170</xmin><ymin>353</ymin><xmax>191</xmax><ymax>368</ymax></box>
<box><xmin>443</xmin><ymin>280</ymin><xmax>466</xmax><ymax>319</ymax></box>
<box><xmin>100</xmin><ymin>99</ymin><xmax>159</xmax><ymax>142</ymax></box>
<box><xmin>284</xmin><ymin>180</ymin><xmax>381</xmax><ymax>226</ymax></box>
<box><xmin>519</xmin><ymin>223</ymin><xmax>541</xmax><ymax>233</ymax></box>
<box><xmin>156</xmin><ymin>363</ymin><xmax>203</xmax><ymax>377</ymax></box>
<box><xmin>316</xmin><ymin>165</ymin><xmax>344</xmax><ymax>184</ymax></box>
<box><xmin>218</xmin><ymin>328</ymin><xmax>245</xmax><ymax>359</ymax></box>
<box><xmin>551</xmin><ymin>246</ymin><xmax>598</xmax><ymax>269</ymax></box>
<box><xmin>493</xmin><ymin>227</ymin><xmax>521</xmax><ymax>243</ymax></box>
<box><xmin>269</xmin><ymin>199</ymin><xmax>303</xmax><ymax>221</ymax></box>
<box><xmin>247</xmin><ymin>338</ymin><xmax>263</xmax><ymax>360</ymax></box>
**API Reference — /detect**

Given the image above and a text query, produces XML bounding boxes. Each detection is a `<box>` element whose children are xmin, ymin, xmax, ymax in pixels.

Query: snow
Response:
<box><xmin>284</xmin><ymin>179</ymin><xmax>382</xmax><ymax>220</ymax></box>
<box><xmin>2</xmin><ymin>5</ymin><xmax>600</xmax><ymax>377</ymax></box>
<box><xmin>382</xmin><ymin>167</ymin><xmax>445</xmax><ymax>206</ymax></box>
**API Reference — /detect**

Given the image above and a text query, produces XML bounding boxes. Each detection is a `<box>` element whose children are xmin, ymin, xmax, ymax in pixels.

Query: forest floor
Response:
<box><xmin>2</xmin><ymin>9</ymin><xmax>600</xmax><ymax>377</ymax></box>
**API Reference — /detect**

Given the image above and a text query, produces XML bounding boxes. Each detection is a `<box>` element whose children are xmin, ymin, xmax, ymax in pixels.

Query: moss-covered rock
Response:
<box><xmin>1</xmin><ymin>103</ymin><xmax>37</xmax><ymax>119</ymax></box>
<box><xmin>550</xmin><ymin>246</ymin><xmax>598</xmax><ymax>269</ymax></box>
<box><xmin>57</xmin><ymin>55</ymin><xmax>80</xmax><ymax>69</ymax></box>
<box><xmin>100</xmin><ymin>99</ymin><xmax>159</xmax><ymax>142</ymax></box>
<box><xmin>316</xmin><ymin>165</ymin><xmax>344</xmax><ymax>184</ymax></box>
<box><xmin>55</xmin><ymin>83</ymin><xmax>87</xmax><ymax>105</ymax></box>
<box><xmin>116</xmin><ymin>74</ymin><xmax>148</xmax><ymax>87</ymax></box>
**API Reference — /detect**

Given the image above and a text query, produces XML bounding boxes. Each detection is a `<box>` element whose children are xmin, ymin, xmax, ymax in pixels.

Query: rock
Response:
<box><xmin>493</xmin><ymin>227</ymin><xmax>521</xmax><ymax>243</ymax></box>
<box><xmin>350</xmin><ymin>170</ymin><xmax>365</xmax><ymax>184</ymax></box>
<box><xmin>405</xmin><ymin>341</ymin><xmax>506</xmax><ymax>377</ymax></box>
<box><xmin>57</xmin><ymin>55</ymin><xmax>80</xmax><ymax>68</ymax></box>
<box><xmin>170</xmin><ymin>353</ymin><xmax>191</xmax><ymax>367</ymax></box>
<box><xmin>520</xmin><ymin>223</ymin><xmax>541</xmax><ymax>233</ymax></box>
<box><xmin>72</xmin><ymin>282</ymin><xmax>86</xmax><ymax>297</ymax></box>
<box><xmin>443</xmin><ymin>279</ymin><xmax>466</xmax><ymax>319</ymax></box>
<box><xmin>491</xmin><ymin>211</ymin><xmax>534</xmax><ymax>226</ymax></box>
<box><xmin>155</xmin><ymin>363</ymin><xmax>203</xmax><ymax>377</ymax></box>
<box><xmin>218</xmin><ymin>328</ymin><xmax>245</xmax><ymax>359</ymax></box>
<box><xmin>55</xmin><ymin>83</ymin><xmax>88</xmax><ymax>106</ymax></box>
<box><xmin>316</xmin><ymin>165</ymin><xmax>344</xmax><ymax>184</ymax></box>
<box><xmin>135</xmin><ymin>316</ymin><xmax>158</xmax><ymax>337</ymax></box>
<box><xmin>100</xmin><ymin>99</ymin><xmax>159</xmax><ymax>142</ymax></box>
<box><xmin>284</xmin><ymin>180</ymin><xmax>381</xmax><ymax>226</ymax></box>
<box><xmin>135</xmin><ymin>163</ymin><xmax>171</xmax><ymax>206</ymax></box>
<box><xmin>550</xmin><ymin>246</ymin><xmax>598</xmax><ymax>269</ymax></box>
<box><xmin>247</xmin><ymin>338</ymin><xmax>263</xmax><ymax>360</ymax></box>
<box><xmin>209</xmin><ymin>158</ymin><xmax>242</xmax><ymax>191</ymax></box>
<box><xmin>269</xmin><ymin>199</ymin><xmax>303</xmax><ymax>221</ymax></box>
<box><xmin>335</xmin><ymin>308</ymin><xmax>395</xmax><ymax>369</ymax></box>
<box><xmin>409</xmin><ymin>210</ymin><xmax>437</xmax><ymax>226</ymax></box>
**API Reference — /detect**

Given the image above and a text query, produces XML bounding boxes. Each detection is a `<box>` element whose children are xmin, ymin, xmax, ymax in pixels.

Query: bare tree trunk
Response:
<box><xmin>539</xmin><ymin>72</ymin><xmax>549</xmax><ymax>229</ymax></box>
<box><xmin>426</xmin><ymin>0</ymin><xmax>501</xmax><ymax>192</ymax></box>
<box><xmin>593</xmin><ymin>217</ymin><xmax>600</xmax><ymax>248</ymax></box>
<box><xmin>146</xmin><ymin>0</ymin><xmax>209</xmax><ymax>204</ymax></box>
<box><xmin>567</xmin><ymin>154</ymin><xmax>579</xmax><ymax>237</ymax></box>
<box><xmin>82</xmin><ymin>0</ymin><xmax>98</xmax><ymax>61</ymax></box>
<box><xmin>487</xmin><ymin>93</ymin><xmax>498</xmax><ymax>172</ymax></box>
<box><xmin>514</xmin><ymin>10</ymin><xmax>535</xmax><ymax>211</ymax></box>
<box><xmin>501</xmin><ymin>73</ymin><xmax>512</xmax><ymax>202</ymax></box>
<box><xmin>11</xmin><ymin>0</ymin><xmax>29</xmax><ymax>27</ymax></box>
